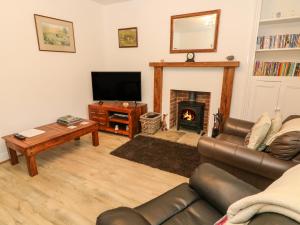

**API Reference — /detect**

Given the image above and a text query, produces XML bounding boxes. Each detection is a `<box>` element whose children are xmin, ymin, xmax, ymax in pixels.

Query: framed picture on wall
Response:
<box><xmin>118</xmin><ymin>27</ymin><xmax>138</xmax><ymax>48</ymax></box>
<box><xmin>34</xmin><ymin>14</ymin><xmax>76</xmax><ymax>53</ymax></box>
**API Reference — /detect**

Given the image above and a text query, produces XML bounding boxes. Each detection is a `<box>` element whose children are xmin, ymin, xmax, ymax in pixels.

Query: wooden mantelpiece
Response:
<box><xmin>149</xmin><ymin>61</ymin><xmax>240</xmax><ymax>120</ymax></box>
<box><xmin>149</xmin><ymin>61</ymin><xmax>240</xmax><ymax>68</ymax></box>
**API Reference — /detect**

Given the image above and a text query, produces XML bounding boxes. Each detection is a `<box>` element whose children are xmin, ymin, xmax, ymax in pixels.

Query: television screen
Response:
<box><xmin>91</xmin><ymin>72</ymin><xmax>141</xmax><ymax>101</ymax></box>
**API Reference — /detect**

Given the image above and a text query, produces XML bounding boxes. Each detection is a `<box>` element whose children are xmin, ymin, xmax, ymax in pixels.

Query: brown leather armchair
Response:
<box><xmin>97</xmin><ymin>164</ymin><xmax>299</xmax><ymax>225</ymax></box>
<box><xmin>198</xmin><ymin>117</ymin><xmax>299</xmax><ymax>189</ymax></box>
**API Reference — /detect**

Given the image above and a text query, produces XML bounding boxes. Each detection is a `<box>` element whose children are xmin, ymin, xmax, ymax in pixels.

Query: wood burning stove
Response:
<box><xmin>177</xmin><ymin>92</ymin><xmax>205</xmax><ymax>134</ymax></box>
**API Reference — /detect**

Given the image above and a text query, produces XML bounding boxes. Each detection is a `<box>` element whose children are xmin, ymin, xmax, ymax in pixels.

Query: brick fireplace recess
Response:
<box><xmin>170</xmin><ymin>90</ymin><xmax>211</xmax><ymax>133</ymax></box>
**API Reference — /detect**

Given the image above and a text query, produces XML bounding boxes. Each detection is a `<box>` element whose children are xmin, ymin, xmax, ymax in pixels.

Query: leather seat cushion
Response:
<box><xmin>162</xmin><ymin>200</ymin><xmax>222</xmax><ymax>225</ymax></box>
<box><xmin>135</xmin><ymin>183</ymin><xmax>200</xmax><ymax>225</ymax></box>
<box><xmin>217</xmin><ymin>134</ymin><xmax>245</xmax><ymax>146</ymax></box>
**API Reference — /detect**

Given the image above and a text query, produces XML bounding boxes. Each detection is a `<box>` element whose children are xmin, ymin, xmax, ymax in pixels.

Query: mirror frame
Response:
<box><xmin>170</xmin><ymin>9</ymin><xmax>221</xmax><ymax>53</ymax></box>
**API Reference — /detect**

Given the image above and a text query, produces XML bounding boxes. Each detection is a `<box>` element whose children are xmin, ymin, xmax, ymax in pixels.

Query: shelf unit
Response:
<box><xmin>253</xmin><ymin>1</ymin><xmax>300</xmax><ymax>78</ymax></box>
<box><xmin>259</xmin><ymin>16</ymin><xmax>300</xmax><ymax>25</ymax></box>
<box><xmin>108</xmin><ymin>116</ymin><xmax>130</xmax><ymax>124</ymax></box>
<box><xmin>88</xmin><ymin>102</ymin><xmax>147</xmax><ymax>139</ymax></box>
<box><xmin>244</xmin><ymin>0</ymin><xmax>300</xmax><ymax>121</ymax></box>
<box><xmin>256</xmin><ymin>47</ymin><xmax>300</xmax><ymax>52</ymax></box>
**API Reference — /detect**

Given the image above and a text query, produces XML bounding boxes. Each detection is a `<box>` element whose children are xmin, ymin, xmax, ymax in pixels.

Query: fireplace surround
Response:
<box><xmin>149</xmin><ymin>61</ymin><xmax>240</xmax><ymax>124</ymax></box>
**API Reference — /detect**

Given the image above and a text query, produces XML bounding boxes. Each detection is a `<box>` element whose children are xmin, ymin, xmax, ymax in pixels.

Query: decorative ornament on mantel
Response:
<box><xmin>226</xmin><ymin>55</ymin><xmax>235</xmax><ymax>61</ymax></box>
<box><xmin>186</xmin><ymin>53</ymin><xmax>195</xmax><ymax>62</ymax></box>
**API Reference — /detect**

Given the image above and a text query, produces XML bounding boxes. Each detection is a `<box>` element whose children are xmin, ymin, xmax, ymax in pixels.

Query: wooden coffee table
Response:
<box><xmin>2</xmin><ymin>120</ymin><xmax>99</xmax><ymax>177</ymax></box>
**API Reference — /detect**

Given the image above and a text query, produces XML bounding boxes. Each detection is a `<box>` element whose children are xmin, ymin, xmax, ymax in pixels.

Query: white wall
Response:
<box><xmin>0</xmin><ymin>0</ymin><xmax>105</xmax><ymax>161</ymax></box>
<box><xmin>101</xmin><ymin>0</ymin><xmax>259</xmax><ymax>133</ymax></box>
<box><xmin>0</xmin><ymin>0</ymin><xmax>260</xmax><ymax>161</ymax></box>
<box><xmin>261</xmin><ymin>0</ymin><xmax>300</xmax><ymax>19</ymax></box>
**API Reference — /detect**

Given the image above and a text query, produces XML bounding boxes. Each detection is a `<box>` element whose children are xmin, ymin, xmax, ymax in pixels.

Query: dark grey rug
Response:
<box><xmin>111</xmin><ymin>135</ymin><xmax>200</xmax><ymax>177</ymax></box>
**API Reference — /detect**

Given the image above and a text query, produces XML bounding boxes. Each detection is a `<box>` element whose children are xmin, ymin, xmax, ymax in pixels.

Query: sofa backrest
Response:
<box><xmin>189</xmin><ymin>163</ymin><xmax>259</xmax><ymax>214</ymax></box>
<box><xmin>283</xmin><ymin>115</ymin><xmax>300</xmax><ymax>124</ymax></box>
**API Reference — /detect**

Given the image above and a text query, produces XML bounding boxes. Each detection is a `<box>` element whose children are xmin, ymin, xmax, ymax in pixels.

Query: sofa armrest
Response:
<box><xmin>198</xmin><ymin>137</ymin><xmax>296</xmax><ymax>180</ymax></box>
<box><xmin>223</xmin><ymin>118</ymin><xmax>254</xmax><ymax>138</ymax></box>
<box><xmin>189</xmin><ymin>163</ymin><xmax>259</xmax><ymax>214</ymax></box>
<box><xmin>249</xmin><ymin>213</ymin><xmax>299</xmax><ymax>225</ymax></box>
<box><xmin>97</xmin><ymin>207</ymin><xmax>151</xmax><ymax>225</ymax></box>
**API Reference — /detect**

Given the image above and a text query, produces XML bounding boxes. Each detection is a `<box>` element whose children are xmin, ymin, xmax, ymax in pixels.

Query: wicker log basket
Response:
<box><xmin>140</xmin><ymin>112</ymin><xmax>162</xmax><ymax>134</ymax></box>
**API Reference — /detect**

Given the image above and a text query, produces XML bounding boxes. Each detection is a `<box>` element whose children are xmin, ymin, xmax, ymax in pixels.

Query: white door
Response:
<box><xmin>247</xmin><ymin>79</ymin><xmax>281</xmax><ymax>121</ymax></box>
<box><xmin>278</xmin><ymin>80</ymin><xmax>300</xmax><ymax>119</ymax></box>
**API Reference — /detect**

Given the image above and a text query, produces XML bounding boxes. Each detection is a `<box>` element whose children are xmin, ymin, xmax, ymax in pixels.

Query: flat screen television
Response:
<box><xmin>91</xmin><ymin>71</ymin><xmax>142</xmax><ymax>101</ymax></box>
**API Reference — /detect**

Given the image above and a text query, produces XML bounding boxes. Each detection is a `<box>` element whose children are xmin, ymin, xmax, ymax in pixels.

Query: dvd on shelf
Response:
<box><xmin>254</xmin><ymin>61</ymin><xmax>300</xmax><ymax>77</ymax></box>
<box><xmin>257</xmin><ymin>33</ymin><xmax>300</xmax><ymax>50</ymax></box>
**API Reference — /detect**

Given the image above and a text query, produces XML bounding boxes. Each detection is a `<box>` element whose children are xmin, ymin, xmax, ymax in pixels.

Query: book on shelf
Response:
<box><xmin>57</xmin><ymin>115</ymin><xmax>83</xmax><ymax>126</ymax></box>
<box><xmin>295</xmin><ymin>63</ymin><xmax>300</xmax><ymax>77</ymax></box>
<box><xmin>254</xmin><ymin>61</ymin><xmax>299</xmax><ymax>77</ymax></box>
<box><xmin>256</xmin><ymin>33</ymin><xmax>300</xmax><ymax>50</ymax></box>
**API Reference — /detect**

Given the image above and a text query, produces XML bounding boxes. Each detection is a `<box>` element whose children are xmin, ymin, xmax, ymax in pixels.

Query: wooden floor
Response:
<box><xmin>0</xmin><ymin>132</ymin><xmax>189</xmax><ymax>225</ymax></box>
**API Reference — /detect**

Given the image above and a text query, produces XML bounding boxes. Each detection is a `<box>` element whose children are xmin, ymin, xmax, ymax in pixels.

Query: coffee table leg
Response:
<box><xmin>8</xmin><ymin>148</ymin><xmax>19</xmax><ymax>165</ymax></box>
<box><xmin>92</xmin><ymin>131</ymin><xmax>99</xmax><ymax>146</ymax></box>
<box><xmin>26</xmin><ymin>155</ymin><xmax>38</xmax><ymax>177</ymax></box>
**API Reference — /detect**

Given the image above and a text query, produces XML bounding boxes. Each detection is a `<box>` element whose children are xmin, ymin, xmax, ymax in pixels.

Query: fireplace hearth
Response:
<box><xmin>177</xmin><ymin>93</ymin><xmax>205</xmax><ymax>133</ymax></box>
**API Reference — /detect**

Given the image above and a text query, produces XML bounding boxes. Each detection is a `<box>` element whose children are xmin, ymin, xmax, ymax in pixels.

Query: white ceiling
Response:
<box><xmin>92</xmin><ymin>0</ymin><xmax>132</xmax><ymax>5</ymax></box>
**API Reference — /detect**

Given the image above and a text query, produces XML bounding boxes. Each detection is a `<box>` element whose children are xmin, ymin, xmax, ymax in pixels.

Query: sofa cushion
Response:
<box><xmin>266</xmin><ymin>118</ymin><xmax>300</xmax><ymax>145</ymax></box>
<box><xmin>135</xmin><ymin>183</ymin><xmax>200</xmax><ymax>225</ymax></box>
<box><xmin>261</xmin><ymin>111</ymin><xmax>282</xmax><ymax>149</ymax></box>
<box><xmin>268</xmin><ymin>131</ymin><xmax>300</xmax><ymax>160</ymax></box>
<box><xmin>162</xmin><ymin>200</ymin><xmax>222</xmax><ymax>225</ymax></box>
<box><xmin>245</xmin><ymin>113</ymin><xmax>271</xmax><ymax>150</ymax></box>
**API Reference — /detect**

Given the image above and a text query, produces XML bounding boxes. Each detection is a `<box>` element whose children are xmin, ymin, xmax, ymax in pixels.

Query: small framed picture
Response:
<box><xmin>34</xmin><ymin>14</ymin><xmax>76</xmax><ymax>53</ymax></box>
<box><xmin>118</xmin><ymin>27</ymin><xmax>138</xmax><ymax>48</ymax></box>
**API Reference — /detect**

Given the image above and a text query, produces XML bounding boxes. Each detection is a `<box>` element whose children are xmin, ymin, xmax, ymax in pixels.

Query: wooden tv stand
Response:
<box><xmin>88</xmin><ymin>102</ymin><xmax>147</xmax><ymax>139</ymax></box>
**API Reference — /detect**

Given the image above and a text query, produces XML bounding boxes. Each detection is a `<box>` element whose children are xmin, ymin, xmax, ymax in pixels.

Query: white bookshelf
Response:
<box><xmin>256</xmin><ymin>48</ymin><xmax>300</xmax><ymax>52</ymax></box>
<box><xmin>260</xmin><ymin>16</ymin><xmax>300</xmax><ymax>25</ymax></box>
<box><xmin>253</xmin><ymin>76</ymin><xmax>297</xmax><ymax>81</ymax></box>
<box><xmin>254</xmin><ymin>0</ymin><xmax>300</xmax><ymax>78</ymax></box>
<box><xmin>244</xmin><ymin>0</ymin><xmax>300</xmax><ymax>121</ymax></box>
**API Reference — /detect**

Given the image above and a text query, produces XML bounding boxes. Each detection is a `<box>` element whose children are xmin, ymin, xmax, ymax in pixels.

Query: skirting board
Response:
<box><xmin>0</xmin><ymin>151</ymin><xmax>9</xmax><ymax>163</ymax></box>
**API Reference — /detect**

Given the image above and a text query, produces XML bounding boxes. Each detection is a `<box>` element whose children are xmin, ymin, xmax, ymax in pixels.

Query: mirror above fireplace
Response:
<box><xmin>170</xmin><ymin>10</ymin><xmax>221</xmax><ymax>53</ymax></box>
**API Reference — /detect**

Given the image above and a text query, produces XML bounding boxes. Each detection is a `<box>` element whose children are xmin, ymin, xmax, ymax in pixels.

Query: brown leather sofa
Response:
<box><xmin>198</xmin><ymin>116</ymin><xmax>300</xmax><ymax>189</ymax></box>
<box><xmin>96</xmin><ymin>164</ymin><xmax>299</xmax><ymax>225</ymax></box>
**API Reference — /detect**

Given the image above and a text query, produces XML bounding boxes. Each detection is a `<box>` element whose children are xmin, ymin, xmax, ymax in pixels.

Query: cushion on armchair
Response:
<box><xmin>245</xmin><ymin>113</ymin><xmax>271</xmax><ymax>150</ymax></box>
<box><xmin>268</xmin><ymin>131</ymin><xmax>300</xmax><ymax>160</ymax></box>
<box><xmin>266</xmin><ymin>118</ymin><xmax>300</xmax><ymax>145</ymax></box>
<box><xmin>260</xmin><ymin>110</ymin><xmax>282</xmax><ymax>149</ymax></box>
